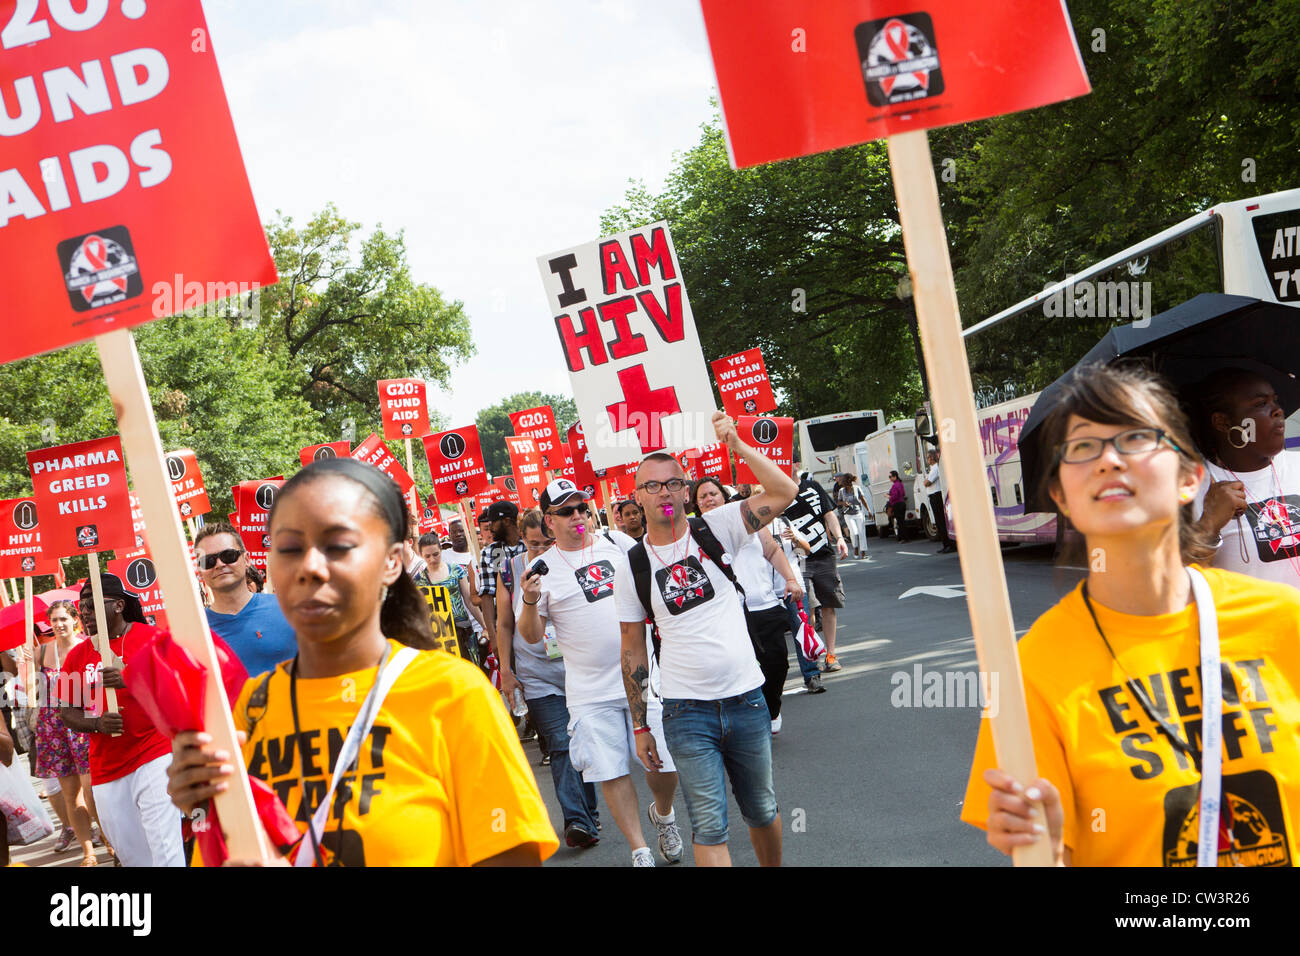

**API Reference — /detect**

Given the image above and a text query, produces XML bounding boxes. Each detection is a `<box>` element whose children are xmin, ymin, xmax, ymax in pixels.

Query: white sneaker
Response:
<box><xmin>632</xmin><ymin>847</ymin><xmax>656</xmax><ymax>867</ymax></box>
<box><xmin>647</xmin><ymin>804</ymin><xmax>683</xmax><ymax>864</ymax></box>
<box><xmin>771</xmin><ymin>714</ymin><xmax>783</xmax><ymax>735</ymax></box>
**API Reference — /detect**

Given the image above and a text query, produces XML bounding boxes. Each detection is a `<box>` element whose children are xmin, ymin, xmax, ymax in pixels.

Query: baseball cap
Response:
<box><xmin>540</xmin><ymin>478</ymin><xmax>591</xmax><ymax>513</ymax></box>
<box><xmin>486</xmin><ymin>500</ymin><xmax>520</xmax><ymax>522</ymax></box>
<box><xmin>79</xmin><ymin>573</ymin><xmax>147</xmax><ymax>624</ymax></box>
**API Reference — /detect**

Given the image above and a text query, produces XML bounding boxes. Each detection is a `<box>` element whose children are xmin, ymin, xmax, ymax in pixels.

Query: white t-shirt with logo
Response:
<box><xmin>444</xmin><ymin>549</ymin><xmax>474</xmax><ymax>568</ymax></box>
<box><xmin>613</xmin><ymin>501</ymin><xmax>764</xmax><ymax>702</ymax></box>
<box><xmin>1193</xmin><ymin>449</ymin><xmax>1300</xmax><ymax>590</ymax></box>
<box><xmin>509</xmin><ymin>554</ymin><xmax>567</xmax><ymax>701</ymax></box>
<box><xmin>535</xmin><ymin>530</ymin><xmax>638</xmax><ymax>707</ymax></box>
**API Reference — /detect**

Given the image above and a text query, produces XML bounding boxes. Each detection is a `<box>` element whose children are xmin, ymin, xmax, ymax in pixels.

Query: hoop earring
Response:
<box><xmin>380</xmin><ymin>584</ymin><xmax>389</xmax><ymax>604</ymax></box>
<box><xmin>1228</xmin><ymin>426</ymin><xmax>1250</xmax><ymax>449</ymax></box>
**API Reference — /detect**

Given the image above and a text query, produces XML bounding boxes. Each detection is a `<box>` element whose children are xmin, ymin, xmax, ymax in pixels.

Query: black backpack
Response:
<box><xmin>626</xmin><ymin>517</ymin><xmax>746</xmax><ymax>661</ymax></box>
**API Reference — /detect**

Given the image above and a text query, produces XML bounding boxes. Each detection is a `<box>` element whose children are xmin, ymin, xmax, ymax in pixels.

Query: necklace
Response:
<box><xmin>645</xmin><ymin>515</ymin><xmax>691</xmax><ymax>574</ymax></box>
<box><xmin>549</xmin><ymin>531</ymin><xmax>596</xmax><ymax>573</ymax></box>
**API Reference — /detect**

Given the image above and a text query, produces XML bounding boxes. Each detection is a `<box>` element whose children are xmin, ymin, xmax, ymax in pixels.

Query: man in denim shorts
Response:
<box><xmin>614</xmin><ymin>412</ymin><xmax>799</xmax><ymax>866</ymax></box>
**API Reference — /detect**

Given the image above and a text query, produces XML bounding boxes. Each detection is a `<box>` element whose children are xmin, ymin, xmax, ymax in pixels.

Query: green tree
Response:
<box><xmin>474</xmin><ymin>392</ymin><xmax>579</xmax><ymax>477</ymax></box>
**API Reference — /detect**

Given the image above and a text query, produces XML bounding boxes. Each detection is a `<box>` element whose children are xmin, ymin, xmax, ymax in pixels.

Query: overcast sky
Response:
<box><xmin>205</xmin><ymin>0</ymin><xmax>719</xmax><ymax>428</ymax></box>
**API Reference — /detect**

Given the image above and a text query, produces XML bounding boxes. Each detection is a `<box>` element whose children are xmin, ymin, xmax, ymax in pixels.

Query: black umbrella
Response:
<box><xmin>1019</xmin><ymin>294</ymin><xmax>1300</xmax><ymax>513</ymax></box>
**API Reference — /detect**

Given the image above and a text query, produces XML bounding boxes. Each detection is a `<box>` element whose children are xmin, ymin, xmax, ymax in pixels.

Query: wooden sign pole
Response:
<box><xmin>886</xmin><ymin>130</ymin><xmax>1050</xmax><ymax>867</ymax></box>
<box><xmin>85</xmin><ymin>551</ymin><xmax>120</xmax><ymax>725</ymax></box>
<box><xmin>0</xmin><ymin>578</ymin><xmax>10</xmax><ymax>607</ymax></box>
<box><xmin>459</xmin><ymin>499</ymin><xmax>482</xmax><ymax>563</ymax></box>
<box><xmin>22</xmin><ymin>576</ymin><xmax>35</xmax><ymax>713</ymax></box>
<box><xmin>96</xmin><ymin>328</ymin><xmax>268</xmax><ymax>862</ymax></box>
<box><xmin>600</xmin><ymin>479</ymin><xmax>617</xmax><ymax>530</ymax></box>
<box><xmin>403</xmin><ymin>438</ymin><xmax>420</xmax><ymax>520</ymax></box>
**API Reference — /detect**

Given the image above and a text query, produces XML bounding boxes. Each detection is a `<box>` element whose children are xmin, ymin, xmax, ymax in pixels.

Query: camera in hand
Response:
<box><xmin>526</xmin><ymin>559</ymin><xmax>548</xmax><ymax>580</ymax></box>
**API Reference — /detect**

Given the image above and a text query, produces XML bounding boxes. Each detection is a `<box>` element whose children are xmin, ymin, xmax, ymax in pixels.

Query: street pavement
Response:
<box><xmin>535</xmin><ymin>534</ymin><xmax>1086</xmax><ymax>867</ymax></box>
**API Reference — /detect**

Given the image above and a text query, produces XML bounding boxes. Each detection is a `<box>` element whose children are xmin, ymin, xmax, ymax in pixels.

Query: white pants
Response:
<box><xmin>842</xmin><ymin>513</ymin><xmax>865</xmax><ymax>552</ymax></box>
<box><xmin>92</xmin><ymin>754</ymin><xmax>185</xmax><ymax>867</ymax></box>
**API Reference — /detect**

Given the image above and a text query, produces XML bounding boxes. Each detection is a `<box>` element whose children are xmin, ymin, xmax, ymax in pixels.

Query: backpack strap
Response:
<box><xmin>687</xmin><ymin>516</ymin><xmax>746</xmax><ymax>603</ymax></box>
<box><xmin>242</xmin><ymin>667</ymin><xmax>276</xmax><ymax>740</ymax></box>
<box><xmin>626</xmin><ymin>540</ymin><xmax>661</xmax><ymax>662</ymax></box>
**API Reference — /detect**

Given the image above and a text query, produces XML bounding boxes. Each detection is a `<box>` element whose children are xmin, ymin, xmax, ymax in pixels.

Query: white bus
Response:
<box><xmin>921</xmin><ymin>188</ymin><xmax>1300</xmax><ymax>544</ymax></box>
<box><xmin>795</xmin><ymin>408</ymin><xmax>884</xmax><ymax>488</ymax></box>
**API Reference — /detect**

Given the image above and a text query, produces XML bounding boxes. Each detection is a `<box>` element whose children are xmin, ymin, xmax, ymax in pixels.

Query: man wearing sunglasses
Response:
<box><xmin>196</xmin><ymin>521</ymin><xmax>297</xmax><ymax>677</ymax></box>
<box><xmin>517</xmin><ymin>479</ymin><xmax>683</xmax><ymax>866</ymax></box>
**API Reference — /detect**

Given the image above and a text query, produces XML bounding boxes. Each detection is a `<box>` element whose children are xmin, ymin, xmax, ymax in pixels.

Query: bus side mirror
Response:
<box><xmin>915</xmin><ymin>408</ymin><xmax>933</xmax><ymax>437</ymax></box>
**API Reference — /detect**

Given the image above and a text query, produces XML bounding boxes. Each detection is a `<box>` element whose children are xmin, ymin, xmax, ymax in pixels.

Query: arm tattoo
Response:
<box><xmin>621</xmin><ymin>649</ymin><xmax>650</xmax><ymax>728</ymax></box>
<box><xmin>740</xmin><ymin>500</ymin><xmax>773</xmax><ymax>532</ymax></box>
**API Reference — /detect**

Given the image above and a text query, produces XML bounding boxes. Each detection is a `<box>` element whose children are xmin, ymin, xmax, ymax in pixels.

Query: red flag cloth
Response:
<box><xmin>123</xmin><ymin>629</ymin><xmax>298</xmax><ymax>865</ymax></box>
<box><xmin>794</xmin><ymin>600</ymin><xmax>826</xmax><ymax>661</ymax></box>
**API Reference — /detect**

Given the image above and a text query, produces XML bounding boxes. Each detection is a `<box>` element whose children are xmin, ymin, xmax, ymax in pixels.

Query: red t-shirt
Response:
<box><xmin>59</xmin><ymin>623</ymin><xmax>172</xmax><ymax>784</ymax></box>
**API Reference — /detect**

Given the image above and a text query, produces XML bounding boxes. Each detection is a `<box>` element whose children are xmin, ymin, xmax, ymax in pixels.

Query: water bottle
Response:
<box><xmin>511</xmin><ymin>688</ymin><xmax>528</xmax><ymax>717</ymax></box>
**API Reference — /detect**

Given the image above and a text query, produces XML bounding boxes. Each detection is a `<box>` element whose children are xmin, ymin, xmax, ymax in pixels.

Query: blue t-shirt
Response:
<box><xmin>205</xmin><ymin>593</ymin><xmax>298</xmax><ymax>678</ymax></box>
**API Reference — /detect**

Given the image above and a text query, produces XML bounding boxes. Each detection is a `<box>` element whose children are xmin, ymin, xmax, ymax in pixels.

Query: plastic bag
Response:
<box><xmin>0</xmin><ymin>757</ymin><xmax>55</xmax><ymax>845</ymax></box>
<box><xmin>794</xmin><ymin>599</ymin><xmax>826</xmax><ymax>661</ymax></box>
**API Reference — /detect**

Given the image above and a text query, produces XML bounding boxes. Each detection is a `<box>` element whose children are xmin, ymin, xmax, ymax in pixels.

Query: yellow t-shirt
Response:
<box><xmin>231</xmin><ymin>639</ymin><xmax>558</xmax><ymax>866</ymax></box>
<box><xmin>963</xmin><ymin>567</ymin><xmax>1300</xmax><ymax>867</ymax></box>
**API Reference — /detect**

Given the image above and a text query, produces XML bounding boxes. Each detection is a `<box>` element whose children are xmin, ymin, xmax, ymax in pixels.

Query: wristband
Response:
<box><xmin>633</xmin><ymin>725</ymin><xmax>652</xmax><ymax>735</ymax></box>
<box><xmin>523</xmin><ymin>597</ymin><xmax>539</xmax><ymax>606</ymax></box>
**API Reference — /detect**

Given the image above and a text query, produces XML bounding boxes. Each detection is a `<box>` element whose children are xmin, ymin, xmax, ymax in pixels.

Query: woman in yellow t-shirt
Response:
<box><xmin>965</xmin><ymin>364</ymin><xmax>1300</xmax><ymax>867</ymax></box>
<box><xmin>167</xmin><ymin>458</ymin><xmax>558</xmax><ymax>866</ymax></box>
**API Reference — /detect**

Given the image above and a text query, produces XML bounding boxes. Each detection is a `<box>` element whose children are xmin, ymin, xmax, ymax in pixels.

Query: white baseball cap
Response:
<box><xmin>540</xmin><ymin>478</ymin><xmax>592</xmax><ymax>512</ymax></box>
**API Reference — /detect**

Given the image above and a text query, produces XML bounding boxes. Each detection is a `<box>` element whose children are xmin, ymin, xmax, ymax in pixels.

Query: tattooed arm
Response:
<box><xmin>713</xmin><ymin>410</ymin><xmax>798</xmax><ymax>533</ymax></box>
<box><xmin>620</xmin><ymin>621</ymin><xmax>662</xmax><ymax>771</ymax></box>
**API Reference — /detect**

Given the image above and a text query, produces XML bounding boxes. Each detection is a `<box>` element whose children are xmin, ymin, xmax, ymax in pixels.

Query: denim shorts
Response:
<box><xmin>659</xmin><ymin>686</ymin><xmax>778</xmax><ymax>845</ymax></box>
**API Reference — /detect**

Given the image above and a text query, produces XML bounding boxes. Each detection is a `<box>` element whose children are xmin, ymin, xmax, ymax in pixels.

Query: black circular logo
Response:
<box><xmin>13</xmin><ymin>501</ymin><xmax>37</xmax><ymax>531</ymax></box>
<box><xmin>401</xmin><ymin>423</ymin><xmax>413</xmax><ymax>436</ymax></box>
<box><xmin>454</xmin><ymin>479</ymin><xmax>469</xmax><ymax>495</ymax></box>
<box><xmin>125</xmin><ymin>558</ymin><xmax>156</xmax><ymax>589</ymax></box>
<box><xmin>180</xmin><ymin>502</ymin><xmax>193</xmax><ymax>517</ymax></box>
<box><xmin>165</xmin><ymin>455</ymin><xmax>186</xmax><ymax>481</ymax></box>
<box><xmin>314</xmin><ymin>445</ymin><xmax>337</xmax><ymax>461</ymax></box>
<box><xmin>752</xmin><ymin>418</ymin><xmax>778</xmax><ymax>444</ymax></box>
<box><xmin>423</xmin><ymin>507</ymin><xmax>434</xmax><ymax>520</ymax></box>
<box><xmin>440</xmin><ymin>433</ymin><xmax>466</xmax><ymax>461</ymax></box>
<box><xmin>21</xmin><ymin>556</ymin><xmax>35</xmax><ymax>572</ymax></box>
<box><xmin>255</xmin><ymin>482</ymin><xmax>278</xmax><ymax>510</ymax></box>
<box><xmin>583</xmin><ymin>483</ymin><xmax>595</xmax><ymax>496</ymax></box>
<box><xmin>743</xmin><ymin>399</ymin><xmax>757</xmax><ymax>413</ymax></box>
<box><xmin>262</xmin><ymin>533</ymin><xmax>271</xmax><ymax>548</ymax></box>
<box><xmin>504</xmin><ymin>477</ymin><xmax>517</xmax><ymax>492</ymax></box>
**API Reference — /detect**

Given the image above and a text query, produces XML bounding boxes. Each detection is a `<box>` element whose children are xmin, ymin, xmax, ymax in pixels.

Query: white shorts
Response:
<box><xmin>91</xmin><ymin>753</ymin><xmax>185</xmax><ymax>867</ymax></box>
<box><xmin>568</xmin><ymin>697</ymin><xmax>675</xmax><ymax>782</ymax></box>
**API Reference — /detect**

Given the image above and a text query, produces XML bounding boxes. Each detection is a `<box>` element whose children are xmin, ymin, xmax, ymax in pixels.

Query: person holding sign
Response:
<box><xmin>415</xmin><ymin>532</ymin><xmax>486</xmax><ymax>665</ymax></box>
<box><xmin>166</xmin><ymin>458</ymin><xmax>557</xmax><ymax>866</ymax></box>
<box><xmin>518</xmin><ymin>481</ymin><xmax>682</xmax><ymax>866</ymax></box>
<box><xmin>58</xmin><ymin>574</ymin><xmax>183</xmax><ymax>867</ymax></box>
<box><xmin>965</xmin><ymin>365</ymin><xmax>1300</xmax><ymax>866</ymax></box>
<box><xmin>615</xmin><ymin>412</ymin><xmax>798</xmax><ymax>866</ymax></box>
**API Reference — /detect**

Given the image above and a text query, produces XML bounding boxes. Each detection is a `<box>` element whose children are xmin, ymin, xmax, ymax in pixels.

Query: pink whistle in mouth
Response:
<box><xmin>662</xmin><ymin>504</ymin><xmax>675</xmax><ymax>517</ymax></box>
<box><xmin>574</xmin><ymin>524</ymin><xmax>585</xmax><ymax>535</ymax></box>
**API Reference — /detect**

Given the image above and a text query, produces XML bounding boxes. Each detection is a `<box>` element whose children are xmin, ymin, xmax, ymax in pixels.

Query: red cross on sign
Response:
<box><xmin>605</xmin><ymin>365</ymin><xmax>681</xmax><ymax>453</ymax></box>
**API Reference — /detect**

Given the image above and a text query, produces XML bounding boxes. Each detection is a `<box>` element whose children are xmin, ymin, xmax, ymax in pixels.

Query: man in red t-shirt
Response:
<box><xmin>59</xmin><ymin>574</ymin><xmax>182</xmax><ymax>867</ymax></box>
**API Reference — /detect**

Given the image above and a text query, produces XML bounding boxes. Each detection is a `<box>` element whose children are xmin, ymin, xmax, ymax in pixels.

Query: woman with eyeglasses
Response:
<box><xmin>1187</xmin><ymin>366</ymin><xmax>1300</xmax><ymax>590</ymax></box>
<box><xmin>168</xmin><ymin>458</ymin><xmax>558</xmax><ymax>866</ymax></box>
<box><xmin>196</xmin><ymin>521</ymin><xmax>299</xmax><ymax>679</ymax></box>
<box><xmin>964</xmin><ymin>364</ymin><xmax>1300</xmax><ymax>866</ymax></box>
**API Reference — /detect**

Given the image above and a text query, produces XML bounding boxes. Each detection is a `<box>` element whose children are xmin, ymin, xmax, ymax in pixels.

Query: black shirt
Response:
<box><xmin>783</xmin><ymin>480</ymin><xmax>836</xmax><ymax>560</ymax></box>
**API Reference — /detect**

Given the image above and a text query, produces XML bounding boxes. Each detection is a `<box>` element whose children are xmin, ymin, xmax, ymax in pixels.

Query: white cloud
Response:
<box><xmin>204</xmin><ymin>0</ymin><xmax>717</xmax><ymax>432</ymax></box>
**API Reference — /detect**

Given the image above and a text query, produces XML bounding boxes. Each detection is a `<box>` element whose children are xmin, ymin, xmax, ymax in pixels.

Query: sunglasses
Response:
<box><xmin>549</xmin><ymin>504</ymin><xmax>590</xmax><ymax>518</ymax></box>
<box><xmin>200</xmin><ymin>548</ymin><xmax>245</xmax><ymax>570</ymax></box>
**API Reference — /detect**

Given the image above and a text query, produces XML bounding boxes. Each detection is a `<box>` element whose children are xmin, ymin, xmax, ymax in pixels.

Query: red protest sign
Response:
<box><xmin>734</xmin><ymin>417</ymin><xmax>795</xmax><ymax>483</ymax></box>
<box><xmin>474</xmin><ymin>484</ymin><xmax>501</xmax><ymax>516</ymax></box>
<box><xmin>0</xmin><ymin>0</ymin><xmax>277</xmax><ymax>364</ymax></box>
<box><xmin>506</xmin><ymin>436</ymin><xmax>546</xmax><ymax>509</ymax></box>
<box><xmin>556</xmin><ymin>440</ymin><xmax>576</xmax><ymax>483</ymax></box>
<box><xmin>26</xmin><ymin>437</ymin><xmax>133</xmax><ymax>556</ymax></box>
<box><xmin>700</xmin><ymin>0</ymin><xmax>1090</xmax><ymax>168</ymax></box>
<box><xmin>0</xmin><ymin>498</ymin><xmax>59</xmax><ymax>577</ymax></box>
<box><xmin>508</xmin><ymin>406</ymin><xmax>562</xmax><ymax>470</ymax></box>
<box><xmin>350</xmin><ymin>434</ymin><xmax>415</xmax><ymax>495</ymax></box>
<box><xmin>164</xmin><ymin>448</ymin><xmax>210</xmax><ymax>519</ymax></box>
<box><xmin>675</xmin><ymin>449</ymin><xmax>700</xmax><ymax>482</ymax></box>
<box><xmin>299</xmin><ymin>441</ymin><xmax>351</xmax><ymax>467</ymax></box>
<box><xmin>711</xmin><ymin>348</ymin><xmax>777</xmax><ymax>418</ymax></box>
<box><xmin>695</xmin><ymin>442</ymin><xmax>734</xmax><ymax>485</ymax></box>
<box><xmin>606</xmin><ymin>463</ymin><xmax>638</xmax><ymax>501</ymax></box>
<box><xmin>106</xmin><ymin>555</ymin><xmax>167</xmax><ymax>629</ymax></box>
<box><xmin>492</xmin><ymin>476</ymin><xmax>521</xmax><ymax>507</ymax></box>
<box><xmin>234</xmin><ymin>478</ymin><xmax>283</xmax><ymax>573</ymax></box>
<box><xmin>118</xmin><ymin>491</ymin><xmax>149</xmax><ymax>560</ymax></box>
<box><xmin>423</xmin><ymin>426</ymin><xmax>489</xmax><ymax>502</ymax></box>
<box><xmin>378</xmin><ymin>379</ymin><xmax>431</xmax><ymax>440</ymax></box>
<box><xmin>566</xmin><ymin>422</ymin><xmax>604</xmax><ymax>500</ymax></box>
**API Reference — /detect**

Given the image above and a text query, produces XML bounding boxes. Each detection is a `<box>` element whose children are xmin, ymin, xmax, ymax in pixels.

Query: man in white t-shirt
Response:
<box><xmin>518</xmin><ymin>479</ymin><xmax>683</xmax><ymax>867</ymax></box>
<box><xmin>615</xmin><ymin>411</ymin><xmax>799</xmax><ymax>867</ymax></box>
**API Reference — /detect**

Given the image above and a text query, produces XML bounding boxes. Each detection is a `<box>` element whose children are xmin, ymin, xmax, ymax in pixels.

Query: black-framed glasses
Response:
<box><xmin>549</xmin><ymin>504</ymin><xmax>590</xmax><ymax>518</ymax></box>
<box><xmin>1056</xmin><ymin>427</ymin><xmax>1182</xmax><ymax>465</ymax></box>
<box><xmin>200</xmin><ymin>548</ymin><xmax>244</xmax><ymax>570</ymax></box>
<box><xmin>637</xmin><ymin>478</ymin><xmax>688</xmax><ymax>494</ymax></box>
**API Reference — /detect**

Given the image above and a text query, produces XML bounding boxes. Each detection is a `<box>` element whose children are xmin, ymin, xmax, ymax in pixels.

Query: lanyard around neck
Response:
<box><xmin>1081</xmin><ymin>567</ymin><xmax>1223</xmax><ymax>867</ymax></box>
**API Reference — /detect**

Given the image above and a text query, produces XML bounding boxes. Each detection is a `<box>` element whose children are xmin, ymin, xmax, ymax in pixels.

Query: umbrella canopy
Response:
<box><xmin>1020</xmin><ymin>294</ymin><xmax>1300</xmax><ymax>513</ymax></box>
<box><xmin>0</xmin><ymin>588</ymin><xmax>81</xmax><ymax>651</ymax></box>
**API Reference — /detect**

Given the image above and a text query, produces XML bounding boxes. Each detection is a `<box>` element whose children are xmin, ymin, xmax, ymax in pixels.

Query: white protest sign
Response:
<box><xmin>537</xmin><ymin>222</ymin><xmax>715</xmax><ymax>469</ymax></box>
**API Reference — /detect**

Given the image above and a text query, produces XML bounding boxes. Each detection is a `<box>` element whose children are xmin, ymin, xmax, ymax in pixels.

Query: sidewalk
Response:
<box><xmin>8</xmin><ymin>751</ymin><xmax>116</xmax><ymax>868</ymax></box>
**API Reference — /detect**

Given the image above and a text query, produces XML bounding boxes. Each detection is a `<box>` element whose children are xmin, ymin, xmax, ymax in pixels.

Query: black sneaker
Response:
<box><xmin>804</xmin><ymin>674</ymin><xmax>827</xmax><ymax>694</ymax></box>
<box><xmin>565</xmin><ymin>822</ymin><xmax>599</xmax><ymax>849</ymax></box>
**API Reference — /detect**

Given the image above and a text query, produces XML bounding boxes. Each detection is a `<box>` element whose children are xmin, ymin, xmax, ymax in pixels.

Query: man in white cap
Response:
<box><xmin>517</xmin><ymin>478</ymin><xmax>682</xmax><ymax>867</ymax></box>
